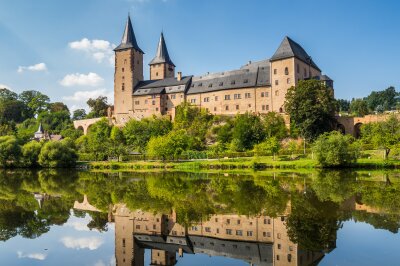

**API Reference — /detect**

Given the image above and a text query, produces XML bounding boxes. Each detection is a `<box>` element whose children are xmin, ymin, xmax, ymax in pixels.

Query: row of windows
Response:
<box><xmin>273</xmin><ymin>67</ymin><xmax>290</xmax><ymax>75</ymax></box>
<box><xmin>193</xmin><ymin>79</ymin><xmax>248</xmax><ymax>88</ymax></box>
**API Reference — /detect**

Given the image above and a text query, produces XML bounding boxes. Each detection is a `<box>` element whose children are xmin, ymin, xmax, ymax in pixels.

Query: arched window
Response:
<box><xmin>285</xmin><ymin>67</ymin><xmax>289</xmax><ymax>75</ymax></box>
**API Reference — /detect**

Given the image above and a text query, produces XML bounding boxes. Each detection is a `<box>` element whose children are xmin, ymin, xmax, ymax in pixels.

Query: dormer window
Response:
<box><xmin>198</xmin><ymin>83</ymin><xmax>203</xmax><ymax>87</ymax></box>
<box><xmin>231</xmin><ymin>80</ymin><xmax>236</xmax><ymax>85</ymax></box>
<box><xmin>208</xmin><ymin>84</ymin><xmax>213</xmax><ymax>88</ymax></box>
<box><xmin>243</xmin><ymin>79</ymin><xmax>249</xmax><ymax>84</ymax></box>
<box><xmin>219</xmin><ymin>82</ymin><xmax>223</xmax><ymax>86</ymax></box>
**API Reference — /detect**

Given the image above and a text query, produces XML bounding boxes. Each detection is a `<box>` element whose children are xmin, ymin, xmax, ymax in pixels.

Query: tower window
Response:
<box><xmin>274</xmin><ymin>69</ymin><xmax>277</xmax><ymax>75</ymax></box>
<box><xmin>261</xmin><ymin>92</ymin><xmax>265</xmax><ymax>97</ymax></box>
<box><xmin>122</xmin><ymin>83</ymin><xmax>125</xmax><ymax>91</ymax></box>
<box><xmin>236</xmin><ymin>105</ymin><xmax>239</xmax><ymax>110</ymax></box>
<box><xmin>275</xmin><ymin>80</ymin><xmax>279</xmax><ymax>85</ymax></box>
<box><xmin>287</xmin><ymin>78</ymin><xmax>291</xmax><ymax>84</ymax></box>
<box><xmin>225</xmin><ymin>106</ymin><xmax>229</xmax><ymax>111</ymax></box>
<box><xmin>122</xmin><ymin>68</ymin><xmax>124</xmax><ymax>72</ymax></box>
<box><xmin>156</xmin><ymin>72</ymin><xmax>159</xmax><ymax>76</ymax></box>
<box><xmin>285</xmin><ymin>67</ymin><xmax>289</xmax><ymax>75</ymax></box>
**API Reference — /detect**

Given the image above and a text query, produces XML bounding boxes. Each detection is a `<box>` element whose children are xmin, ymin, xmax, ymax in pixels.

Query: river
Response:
<box><xmin>0</xmin><ymin>170</ymin><xmax>399</xmax><ymax>265</ymax></box>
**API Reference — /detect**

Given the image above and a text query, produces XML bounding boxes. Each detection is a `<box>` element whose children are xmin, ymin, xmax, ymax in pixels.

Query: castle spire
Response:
<box><xmin>114</xmin><ymin>15</ymin><xmax>144</xmax><ymax>53</ymax></box>
<box><xmin>149</xmin><ymin>32</ymin><xmax>175</xmax><ymax>67</ymax></box>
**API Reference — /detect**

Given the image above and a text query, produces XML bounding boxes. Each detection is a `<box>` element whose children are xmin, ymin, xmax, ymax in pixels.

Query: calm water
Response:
<box><xmin>0</xmin><ymin>170</ymin><xmax>399</xmax><ymax>266</ymax></box>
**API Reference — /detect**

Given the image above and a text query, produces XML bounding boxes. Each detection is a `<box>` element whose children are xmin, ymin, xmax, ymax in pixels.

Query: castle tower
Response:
<box><xmin>114</xmin><ymin>15</ymin><xmax>144</xmax><ymax>122</ymax></box>
<box><xmin>149</xmin><ymin>32</ymin><xmax>175</xmax><ymax>80</ymax></box>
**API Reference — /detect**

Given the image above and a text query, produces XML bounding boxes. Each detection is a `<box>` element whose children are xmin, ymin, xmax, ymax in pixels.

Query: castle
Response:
<box><xmin>111</xmin><ymin>15</ymin><xmax>333</xmax><ymax>125</ymax></box>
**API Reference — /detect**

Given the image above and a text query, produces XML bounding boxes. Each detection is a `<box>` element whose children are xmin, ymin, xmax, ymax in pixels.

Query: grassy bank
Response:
<box><xmin>84</xmin><ymin>155</ymin><xmax>400</xmax><ymax>171</ymax></box>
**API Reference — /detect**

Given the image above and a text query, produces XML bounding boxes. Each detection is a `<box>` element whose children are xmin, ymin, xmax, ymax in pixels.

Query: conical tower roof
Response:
<box><xmin>270</xmin><ymin>36</ymin><xmax>320</xmax><ymax>71</ymax></box>
<box><xmin>149</xmin><ymin>32</ymin><xmax>175</xmax><ymax>67</ymax></box>
<box><xmin>114</xmin><ymin>15</ymin><xmax>144</xmax><ymax>53</ymax></box>
<box><xmin>35</xmin><ymin>122</ymin><xmax>44</xmax><ymax>134</ymax></box>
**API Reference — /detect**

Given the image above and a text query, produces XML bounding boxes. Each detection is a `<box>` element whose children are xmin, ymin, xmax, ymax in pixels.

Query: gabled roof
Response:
<box><xmin>114</xmin><ymin>15</ymin><xmax>144</xmax><ymax>53</ymax></box>
<box><xmin>149</xmin><ymin>32</ymin><xmax>175</xmax><ymax>66</ymax></box>
<box><xmin>134</xmin><ymin>76</ymin><xmax>192</xmax><ymax>96</ymax></box>
<box><xmin>270</xmin><ymin>36</ymin><xmax>320</xmax><ymax>71</ymax></box>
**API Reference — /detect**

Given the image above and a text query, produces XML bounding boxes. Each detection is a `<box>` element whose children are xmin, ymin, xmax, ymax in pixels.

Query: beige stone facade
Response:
<box><xmin>109</xmin><ymin>16</ymin><xmax>332</xmax><ymax>126</ymax></box>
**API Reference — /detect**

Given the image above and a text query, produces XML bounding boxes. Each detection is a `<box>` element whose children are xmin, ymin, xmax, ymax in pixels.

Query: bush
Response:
<box><xmin>253</xmin><ymin>137</ymin><xmax>281</xmax><ymax>160</ymax></box>
<box><xmin>38</xmin><ymin>140</ymin><xmax>78</xmax><ymax>167</ymax></box>
<box><xmin>21</xmin><ymin>141</ymin><xmax>42</xmax><ymax>167</ymax></box>
<box><xmin>0</xmin><ymin>135</ymin><xmax>21</xmax><ymax>167</ymax></box>
<box><xmin>146</xmin><ymin>130</ymin><xmax>190</xmax><ymax>160</ymax></box>
<box><xmin>312</xmin><ymin>131</ymin><xmax>358</xmax><ymax>167</ymax></box>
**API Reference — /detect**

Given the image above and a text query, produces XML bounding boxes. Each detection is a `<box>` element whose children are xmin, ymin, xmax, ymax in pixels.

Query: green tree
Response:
<box><xmin>38</xmin><ymin>110</ymin><xmax>71</xmax><ymax>134</ymax></box>
<box><xmin>109</xmin><ymin>126</ymin><xmax>126</xmax><ymax>160</ymax></box>
<box><xmin>21</xmin><ymin>141</ymin><xmax>42</xmax><ymax>167</ymax></box>
<box><xmin>18</xmin><ymin>90</ymin><xmax>50</xmax><ymax>117</ymax></box>
<box><xmin>262</xmin><ymin>112</ymin><xmax>287</xmax><ymax>139</ymax></box>
<box><xmin>147</xmin><ymin>130</ymin><xmax>190</xmax><ymax>160</ymax></box>
<box><xmin>312</xmin><ymin>131</ymin><xmax>358</xmax><ymax>167</ymax></box>
<box><xmin>336</xmin><ymin>99</ymin><xmax>350</xmax><ymax>113</ymax></box>
<box><xmin>284</xmin><ymin>79</ymin><xmax>336</xmax><ymax>140</ymax></box>
<box><xmin>123</xmin><ymin>116</ymin><xmax>172</xmax><ymax>152</ymax></box>
<box><xmin>86</xmin><ymin>96</ymin><xmax>109</xmax><ymax>118</ymax></box>
<box><xmin>0</xmin><ymin>136</ymin><xmax>21</xmax><ymax>167</ymax></box>
<box><xmin>361</xmin><ymin>114</ymin><xmax>400</xmax><ymax>159</ymax></box>
<box><xmin>232</xmin><ymin>113</ymin><xmax>266</xmax><ymax>151</ymax></box>
<box><xmin>49</xmin><ymin>102</ymin><xmax>69</xmax><ymax>113</ymax></box>
<box><xmin>253</xmin><ymin>137</ymin><xmax>281</xmax><ymax>159</ymax></box>
<box><xmin>364</xmin><ymin>86</ymin><xmax>399</xmax><ymax>112</ymax></box>
<box><xmin>72</xmin><ymin>109</ymin><xmax>87</xmax><ymax>120</ymax></box>
<box><xmin>350</xmin><ymin>98</ymin><xmax>369</xmax><ymax>116</ymax></box>
<box><xmin>86</xmin><ymin>119</ymin><xmax>111</xmax><ymax>160</ymax></box>
<box><xmin>38</xmin><ymin>140</ymin><xmax>78</xmax><ymax>167</ymax></box>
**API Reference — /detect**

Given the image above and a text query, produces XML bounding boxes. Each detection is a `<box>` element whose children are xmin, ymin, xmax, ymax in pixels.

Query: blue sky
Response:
<box><xmin>0</xmin><ymin>0</ymin><xmax>399</xmax><ymax>111</ymax></box>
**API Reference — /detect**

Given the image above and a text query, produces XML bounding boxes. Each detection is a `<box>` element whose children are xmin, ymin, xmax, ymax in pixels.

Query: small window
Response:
<box><xmin>227</xmin><ymin>219</ymin><xmax>230</xmax><ymax>224</ymax></box>
<box><xmin>245</xmin><ymin>93</ymin><xmax>251</xmax><ymax>98</ymax></box>
<box><xmin>274</xmin><ymin>69</ymin><xmax>277</xmax><ymax>75</ymax></box>
<box><xmin>219</xmin><ymin>82</ymin><xmax>223</xmax><ymax>86</ymax></box>
<box><xmin>287</xmin><ymin>254</ymin><xmax>292</xmax><ymax>262</ymax></box>
<box><xmin>122</xmin><ymin>83</ymin><xmax>125</xmax><ymax>91</ymax></box>
<box><xmin>304</xmin><ymin>68</ymin><xmax>307</xmax><ymax>77</ymax></box>
<box><xmin>266</xmin><ymin>105</ymin><xmax>269</xmax><ymax>111</ymax></box>
<box><xmin>277</xmin><ymin>233</ymin><xmax>281</xmax><ymax>239</ymax></box>
<box><xmin>263</xmin><ymin>232</ymin><xmax>266</xmax><ymax>237</ymax></box>
<box><xmin>261</xmin><ymin>92</ymin><xmax>265</xmax><ymax>97</ymax></box>
<box><xmin>285</xmin><ymin>67</ymin><xmax>289</xmax><ymax>75</ymax></box>
<box><xmin>224</xmin><ymin>95</ymin><xmax>230</xmax><ymax>100</ymax></box>
<box><xmin>247</xmin><ymin>231</ymin><xmax>253</xmax><ymax>236</ymax></box>
<box><xmin>198</xmin><ymin>83</ymin><xmax>203</xmax><ymax>87</ymax></box>
<box><xmin>122</xmin><ymin>68</ymin><xmax>124</xmax><ymax>72</ymax></box>
<box><xmin>225</xmin><ymin>105</ymin><xmax>229</xmax><ymax>111</ymax></box>
<box><xmin>152</xmin><ymin>100</ymin><xmax>155</xmax><ymax>105</ymax></box>
<box><xmin>275</xmin><ymin>90</ymin><xmax>279</xmax><ymax>96</ymax></box>
<box><xmin>156</xmin><ymin>72</ymin><xmax>159</xmax><ymax>76</ymax></box>
<box><xmin>265</xmin><ymin>92</ymin><xmax>269</xmax><ymax>97</ymax></box>
<box><xmin>215</xmin><ymin>96</ymin><xmax>219</xmax><ymax>101</ymax></box>
<box><xmin>205</xmin><ymin>227</ymin><xmax>211</xmax><ymax>232</ymax></box>
<box><xmin>231</xmin><ymin>80</ymin><xmax>235</xmax><ymax>85</ymax></box>
<box><xmin>248</xmin><ymin>104</ymin><xmax>251</xmax><ymax>108</ymax></box>
<box><xmin>208</xmin><ymin>83</ymin><xmax>213</xmax><ymax>88</ymax></box>
<box><xmin>275</xmin><ymin>80</ymin><xmax>279</xmax><ymax>86</ymax></box>
<box><xmin>278</xmin><ymin>244</ymin><xmax>281</xmax><ymax>249</ymax></box>
<box><xmin>214</xmin><ymin>107</ymin><xmax>217</xmax><ymax>111</ymax></box>
<box><xmin>277</xmin><ymin>255</ymin><xmax>280</xmax><ymax>261</ymax></box>
<box><xmin>134</xmin><ymin>101</ymin><xmax>140</xmax><ymax>105</ymax></box>
<box><xmin>267</xmin><ymin>232</ymin><xmax>271</xmax><ymax>237</ymax></box>
<box><xmin>124</xmin><ymin>59</ymin><xmax>127</xmax><ymax>64</ymax></box>
<box><xmin>243</xmin><ymin>79</ymin><xmax>248</xmax><ymax>84</ymax></box>
<box><xmin>190</xmin><ymin>99</ymin><xmax>196</xmax><ymax>104</ymax></box>
<box><xmin>204</xmin><ymin>97</ymin><xmax>210</xmax><ymax>102</ymax></box>
<box><xmin>236</xmin><ymin>105</ymin><xmax>239</xmax><ymax>110</ymax></box>
<box><xmin>136</xmin><ymin>225</ymin><xmax>140</xmax><ymax>229</ymax></box>
<box><xmin>236</xmin><ymin>230</ymin><xmax>243</xmax><ymax>236</ymax></box>
<box><xmin>156</xmin><ymin>107</ymin><xmax>159</xmax><ymax>111</ymax></box>
<box><xmin>226</xmin><ymin>229</ymin><xmax>232</xmax><ymax>235</ymax></box>
<box><xmin>287</xmin><ymin>78</ymin><xmax>291</xmax><ymax>84</ymax></box>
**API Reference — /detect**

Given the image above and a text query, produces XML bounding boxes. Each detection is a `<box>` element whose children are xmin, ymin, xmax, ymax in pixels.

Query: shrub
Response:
<box><xmin>21</xmin><ymin>141</ymin><xmax>42</xmax><ymax>167</ymax></box>
<box><xmin>38</xmin><ymin>140</ymin><xmax>78</xmax><ymax>167</ymax></box>
<box><xmin>0</xmin><ymin>135</ymin><xmax>21</xmax><ymax>167</ymax></box>
<box><xmin>312</xmin><ymin>131</ymin><xmax>358</xmax><ymax>167</ymax></box>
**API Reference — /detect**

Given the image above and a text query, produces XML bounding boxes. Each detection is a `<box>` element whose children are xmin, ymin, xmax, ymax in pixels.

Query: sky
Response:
<box><xmin>0</xmin><ymin>0</ymin><xmax>399</xmax><ymax>111</ymax></box>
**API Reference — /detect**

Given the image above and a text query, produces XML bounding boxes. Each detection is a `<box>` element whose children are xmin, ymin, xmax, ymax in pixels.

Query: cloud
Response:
<box><xmin>60</xmin><ymin>72</ymin><xmax>104</xmax><ymax>87</ymax></box>
<box><xmin>65</xmin><ymin>221</ymin><xmax>90</xmax><ymax>231</ymax></box>
<box><xmin>0</xmin><ymin>84</ymin><xmax>11</xmax><ymax>90</ymax></box>
<box><xmin>69</xmin><ymin>38</ymin><xmax>116</xmax><ymax>65</ymax></box>
<box><xmin>17</xmin><ymin>251</ymin><xmax>47</xmax><ymax>260</ymax></box>
<box><xmin>63</xmin><ymin>89</ymin><xmax>113</xmax><ymax>103</ymax></box>
<box><xmin>60</xmin><ymin>237</ymin><xmax>103</xmax><ymax>250</ymax></box>
<box><xmin>17</xmin><ymin>63</ymin><xmax>47</xmax><ymax>73</ymax></box>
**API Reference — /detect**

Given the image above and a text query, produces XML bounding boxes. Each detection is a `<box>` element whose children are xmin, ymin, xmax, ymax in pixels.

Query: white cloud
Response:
<box><xmin>60</xmin><ymin>236</ymin><xmax>103</xmax><ymax>250</ymax></box>
<box><xmin>17</xmin><ymin>251</ymin><xmax>47</xmax><ymax>260</ymax></box>
<box><xmin>0</xmin><ymin>84</ymin><xmax>11</xmax><ymax>90</ymax></box>
<box><xmin>17</xmin><ymin>63</ymin><xmax>47</xmax><ymax>73</ymax></box>
<box><xmin>63</xmin><ymin>88</ymin><xmax>113</xmax><ymax>103</ymax></box>
<box><xmin>60</xmin><ymin>72</ymin><xmax>104</xmax><ymax>87</ymax></box>
<box><xmin>65</xmin><ymin>221</ymin><xmax>90</xmax><ymax>231</ymax></box>
<box><xmin>69</xmin><ymin>38</ymin><xmax>116</xmax><ymax>65</ymax></box>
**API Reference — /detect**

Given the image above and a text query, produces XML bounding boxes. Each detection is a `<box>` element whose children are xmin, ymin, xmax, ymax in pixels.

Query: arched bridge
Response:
<box><xmin>73</xmin><ymin>117</ymin><xmax>103</xmax><ymax>135</ymax></box>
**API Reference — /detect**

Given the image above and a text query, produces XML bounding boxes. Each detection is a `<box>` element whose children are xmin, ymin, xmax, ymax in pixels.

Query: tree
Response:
<box><xmin>146</xmin><ymin>130</ymin><xmax>190</xmax><ymax>160</ymax></box>
<box><xmin>123</xmin><ymin>116</ymin><xmax>172</xmax><ymax>152</ymax></box>
<box><xmin>0</xmin><ymin>98</ymin><xmax>27</xmax><ymax>123</ymax></box>
<box><xmin>86</xmin><ymin>96</ymin><xmax>109</xmax><ymax>118</ymax></box>
<box><xmin>0</xmin><ymin>88</ymin><xmax>18</xmax><ymax>101</ymax></box>
<box><xmin>336</xmin><ymin>99</ymin><xmax>351</xmax><ymax>113</ymax></box>
<box><xmin>312</xmin><ymin>131</ymin><xmax>358</xmax><ymax>167</ymax></box>
<box><xmin>361</xmin><ymin>114</ymin><xmax>400</xmax><ymax>159</ymax></box>
<box><xmin>284</xmin><ymin>79</ymin><xmax>336</xmax><ymax>141</ymax></box>
<box><xmin>86</xmin><ymin>119</ymin><xmax>111</xmax><ymax>160</ymax></box>
<box><xmin>109</xmin><ymin>126</ymin><xmax>126</xmax><ymax>160</ymax></box>
<box><xmin>60</xmin><ymin>126</ymin><xmax>83</xmax><ymax>140</ymax></box>
<box><xmin>364</xmin><ymin>86</ymin><xmax>399</xmax><ymax>112</ymax></box>
<box><xmin>38</xmin><ymin>110</ymin><xmax>71</xmax><ymax>134</ymax></box>
<box><xmin>21</xmin><ymin>141</ymin><xmax>42</xmax><ymax>167</ymax></box>
<box><xmin>350</xmin><ymin>98</ymin><xmax>369</xmax><ymax>116</ymax></box>
<box><xmin>231</xmin><ymin>113</ymin><xmax>266</xmax><ymax>151</ymax></box>
<box><xmin>72</xmin><ymin>109</ymin><xmax>87</xmax><ymax>120</ymax></box>
<box><xmin>49</xmin><ymin>102</ymin><xmax>69</xmax><ymax>113</ymax></box>
<box><xmin>18</xmin><ymin>90</ymin><xmax>50</xmax><ymax>116</ymax></box>
<box><xmin>253</xmin><ymin>137</ymin><xmax>281</xmax><ymax>159</ymax></box>
<box><xmin>0</xmin><ymin>136</ymin><xmax>21</xmax><ymax>167</ymax></box>
<box><xmin>262</xmin><ymin>112</ymin><xmax>287</xmax><ymax>139</ymax></box>
<box><xmin>38</xmin><ymin>140</ymin><xmax>78</xmax><ymax>167</ymax></box>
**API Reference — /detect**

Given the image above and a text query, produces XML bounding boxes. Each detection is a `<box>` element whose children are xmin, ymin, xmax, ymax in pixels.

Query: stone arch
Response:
<box><xmin>354</xmin><ymin>123</ymin><xmax>363</xmax><ymax>138</ymax></box>
<box><xmin>77</xmin><ymin>126</ymin><xmax>84</xmax><ymax>132</ymax></box>
<box><xmin>86</xmin><ymin>124</ymin><xmax>96</xmax><ymax>134</ymax></box>
<box><xmin>336</xmin><ymin>123</ymin><xmax>345</xmax><ymax>134</ymax></box>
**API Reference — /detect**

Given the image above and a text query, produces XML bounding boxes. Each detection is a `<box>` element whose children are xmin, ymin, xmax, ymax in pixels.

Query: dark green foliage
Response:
<box><xmin>86</xmin><ymin>96</ymin><xmax>109</xmax><ymax>118</ymax></box>
<box><xmin>21</xmin><ymin>141</ymin><xmax>42</xmax><ymax>167</ymax></box>
<box><xmin>38</xmin><ymin>110</ymin><xmax>71</xmax><ymax>134</ymax></box>
<box><xmin>38</xmin><ymin>140</ymin><xmax>78</xmax><ymax>167</ymax></box>
<box><xmin>284</xmin><ymin>79</ymin><xmax>336</xmax><ymax>140</ymax></box>
<box><xmin>72</xmin><ymin>109</ymin><xmax>87</xmax><ymax>120</ymax></box>
<box><xmin>262</xmin><ymin>111</ymin><xmax>287</xmax><ymax>139</ymax></box>
<box><xmin>350</xmin><ymin>98</ymin><xmax>369</xmax><ymax>116</ymax></box>
<box><xmin>336</xmin><ymin>99</ymin><xmax>350</xmax><ymax>112</ymax></box>
<box><xmin>232</xmin><ymin>113</ymin><xmax>266</xmax><ymax>151</ymax></box>
<box><xmin>86</xmin><ymin>119</ymin><xmax>112</xmax><ymax>160</ymax></box>
<box><xmin>0</xmin><ymin>136</ymin><xmax>21</xmax><ymax>167</ymax></box>
<box><xmin>364</xmin><ymin>86</ymin><xmax>399</xmax><ymax>112</ymax></box>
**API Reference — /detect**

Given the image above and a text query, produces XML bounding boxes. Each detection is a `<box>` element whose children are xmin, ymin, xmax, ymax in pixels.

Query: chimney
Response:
<box><xmin>177</xmin><ymin>71</ymin><xmax>182</xmax><ymax>81</ymax></box>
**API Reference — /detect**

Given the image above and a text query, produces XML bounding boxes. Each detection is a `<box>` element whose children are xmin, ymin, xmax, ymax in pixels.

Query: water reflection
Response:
<box><xmin>0</xmin><ymin>170</ymin><xmax>399</xmax><ymax>265</ymax></box>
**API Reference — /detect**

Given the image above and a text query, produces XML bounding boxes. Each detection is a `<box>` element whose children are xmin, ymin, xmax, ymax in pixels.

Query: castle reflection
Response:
<box><xmin>113</xmin><ymin>205</ymin><xmax>329</xmax><ymax>266</ymax></box>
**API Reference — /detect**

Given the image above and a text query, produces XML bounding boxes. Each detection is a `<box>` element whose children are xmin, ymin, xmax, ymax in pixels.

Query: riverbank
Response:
<box><xmin>84</xmin><ymin>155</ymin><xmax>400</xmax><ymax>171</ymax></box>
